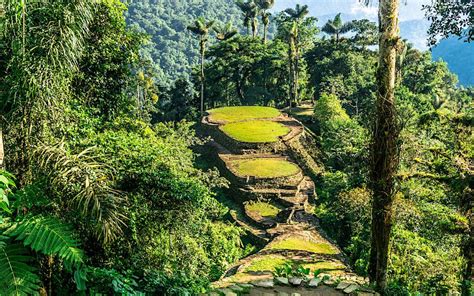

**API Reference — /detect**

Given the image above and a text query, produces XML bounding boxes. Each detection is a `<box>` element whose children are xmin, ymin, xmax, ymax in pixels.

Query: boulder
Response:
<box><xmin>289</xmin><ymin>277</ymin><xmax>303</xmax><ymax>286</ymax></box>
<box><xmin>344</xmin><ymin>284</ymin><xmax>360</xmax><ymax>294</ymax></box>
<box><xmin>275</xmin><ymin>277</ymin><xmax>289</xmax><ymax>285</ymax></box>
<box><xmin>308</xmin><ymin>277</ymin><xmax>322</xmax><ymax>287</ymax></box>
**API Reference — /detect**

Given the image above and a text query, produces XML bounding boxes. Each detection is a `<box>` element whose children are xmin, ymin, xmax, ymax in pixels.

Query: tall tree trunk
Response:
<box><xmin>252</xmin><ymin>19</ymin><xmax>257</xmax><ymax>38</ymax></box>
<box><xmin>263</xmin><ymin>23</ymin><xmax>268</xmax><ymax>44</ymax></box>
<box><xmin>199</xmin><ymin>38</ymin><xmax>205</xmax><ymax>116</ymax></box>
<box><xmin>0</xmin><ymin>129</ymin><xmax>4</xmax><ymax>170</ymax></box>
<box><xmin>369</xmin><ymin>0</ymin><xmax>400</xmax><ymax>292</ymax></box>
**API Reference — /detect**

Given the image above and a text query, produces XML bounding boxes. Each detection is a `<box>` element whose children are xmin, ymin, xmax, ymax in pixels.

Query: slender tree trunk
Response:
<box><xmin>252</xmin><ymin>19</ymin><xmax>257</xmax><ymax>38</ymax></box>
<box><xmin>288</xmin><ymin>45</ymin><xmax>294</xmax><ymax>108</ymax></box>
<box><xmin>369</xmin><ymin>0</ymin><xmax>400</xmax><ymax>292</ymax></box>
<box><xmin>263</xmin><ymin>23</ymin><xmax>268</xmax><ymax>44</ymax></box>
<box><xmin>199</xmin><ymin>38</ymin><xmax>205</xmax><ymax>116</ymax></box>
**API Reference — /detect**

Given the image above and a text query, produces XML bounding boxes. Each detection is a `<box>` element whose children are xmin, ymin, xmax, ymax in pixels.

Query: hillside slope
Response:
<box><xmin>432</xmin><ymin>36</ymin><xmax>474</xmax><ymax>86</ymax></box>
<box><xmin>125</xmin><ymin>0</ymin><xmax>243</xmax><ymax>84</ymax></box>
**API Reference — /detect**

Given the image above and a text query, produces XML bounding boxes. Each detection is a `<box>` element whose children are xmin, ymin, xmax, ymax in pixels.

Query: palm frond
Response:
<box><xmin>5</xmin><ymin>216</ymin><xmax>85</xmax><ymax>269</ymax></box>
<box><xmin>0</xmin><ymin>241</ymin><xmax>41</xmax><ymax>296</ymax></box>
<box><xmin>34</xmin><ymin>143</ymin><xmax>126</xmax><ymax>244</ymax></box>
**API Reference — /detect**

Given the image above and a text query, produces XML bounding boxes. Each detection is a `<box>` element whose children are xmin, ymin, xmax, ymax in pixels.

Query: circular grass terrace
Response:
<box><xmin>207</xmin><ymin>106</ymin><xmax>281</xmax><ymax>123</ymax></box>
<box><xmin>228</xmin><ymin>158</ymin><xmax>300</xmax><ymax>178</ymax></box>
<box><xmin>219</xmin><ymin>120</ymin><xmax>290</xmax><ymax>143</ymax></box>
<box><xmin>245</xmin><ymin>201</ymin><xmax>282</xmax><ymax>218</ymax></box>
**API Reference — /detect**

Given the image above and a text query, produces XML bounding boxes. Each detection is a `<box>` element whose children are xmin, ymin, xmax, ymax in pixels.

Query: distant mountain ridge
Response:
<box><xmin>432</xmin><ymin>36</ymin><xmax>474</xmax><ymax>86</ymax></box>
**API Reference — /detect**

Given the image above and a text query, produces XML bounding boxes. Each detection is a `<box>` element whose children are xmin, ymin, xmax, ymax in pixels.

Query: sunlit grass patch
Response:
<box><xmin>220</xmin><ymin>120</ymin><xmax>290</xmax><ymax>143</ymax></box>
<box><xmin>303</xmin><ymin>261</ymin><xmax>346</xmax><ymax>273</ymax></box>
<box><xmin>269</xmin><ymin>236</ymin><xmax>339</xmax><ymax>254</ymax></box>
<box><xmin>244</xmin><ymin>255</ymin><xmax>289</xmax><ymax>273</ymax></box>
<box><xmin>229</xmin><ymin>158</ymin><xmax>300</xmax><ymax>178</ymax></box>
<box><xmin>207</xmin><ymin>106</ymin><xmax>281</xmax><ymax>123</ymax></box>
<box><xmin>245</xmin><ymin>201</ymin><xmax>281</xmax><ymax>218</ymax></box>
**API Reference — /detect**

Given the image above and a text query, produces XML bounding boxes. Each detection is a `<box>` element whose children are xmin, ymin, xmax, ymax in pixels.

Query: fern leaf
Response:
<box><xmin>5</xmin><ymin>216</ymin><xmax>85</xmax><ymax>269</ymax></box>
<box><xmin>0</xmin><ymin>242</ymin><xmax>41</xmax><ymax>296</ymax></box>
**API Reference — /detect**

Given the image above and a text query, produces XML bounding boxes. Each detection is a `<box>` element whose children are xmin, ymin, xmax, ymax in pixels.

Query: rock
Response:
<box><xmin>277</xmin><ymin>293</ymin><xmax>290</xmax><ymax>296</ymax></box>
<box><xmin>336</xmin><ymin>281</ymin><xmax>352</xmax><ymax>290</ymax></box>
<box><xmin>263</xmin><ymin>293</ymin><xmax>275</xmax><ymax>296</ymax></box>
<box><xmin>344</xmin><ymin>284</ymin><xmax>360</xmax><ymax>294</ymax></box>
<box><xmin>289</xmin><ymin>277</ymin><xmax>303</xmax><ymax>286</ymax></box>
<box><xmin>291</xmin><ymin>293</ymin><xmax>301</xmax><ymax>296</ymax></box>
<box><xmin>219</xmin><ymin>288</ymin><xmax>237</xmax><ymax>296</ymax></box>
<box><xmin>324</xmin><ymin>279</ymin><xmax>336</xmax><ymax>286</ymax></box>
<box><xmin>229</xmin><ymin>285</ymin><xmax>244</xmax><ymax>293</ymax></box>
<box><xmin>253</xmin><ymin>279</ymin><xmax>274</xmax><ymax>288</ymax></box>
<box><xmin>308</xmin><ymin>277</ymin><xmax>322</xmax><ymax>287</ymax></box>
<box><xmin>238</xmin><ymin>283</ymin><xmax>253</xmax><ymax>288</ymax></box>
<box><xmin>208</xmin><ymin>293</ymin><xmax>220</xmax><ymax>296</ymax></box>
<box><xmin>275</xmin><ymin>277</ymin><xmax>289</xmax><ymax>285</ymax></box>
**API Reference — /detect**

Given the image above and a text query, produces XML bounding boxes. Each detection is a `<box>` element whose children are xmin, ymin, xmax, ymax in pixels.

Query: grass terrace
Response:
<box><xmin>207</xmin><ymin>106</ymin><xmax>281</xmax><ymax>123</ymax></box>
<box><xmin>220</xmin><ymin>120</ymin><xmax>290</xmax><ymax>143</ymax></box>
<box><xmin>229</xmin><ymin>158</ymin><xmax>300</xmax><ymax>178</ymax></box>
<box><xmin>269</xmin><ymin>236</ymin><xmax>339</xmax><ymax>255</ymax></box>
<box><xmin>245</xmin><ymin>201</ymin><xmax>281</xmax><ymax>218</ymax></box>
<box><xmin>244</xmin><ymin>255</ymin><xmax>289</xmax><ymax>273</ymax></box>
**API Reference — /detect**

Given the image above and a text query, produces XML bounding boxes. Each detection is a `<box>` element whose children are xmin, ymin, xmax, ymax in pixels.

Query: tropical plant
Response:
<box><xmin>256</xmin><ymin>0</ymin><xmax>275</xmax><ymax>44</ymax></box>
<box><xmin>274</xmin><ymin>262</ymin><xmax>311</xmax><ymax>279</ymax></box>
<box><xmin>187</xmin><ymin>17</ymin><xmax>215</xmax><ymax>116</ymax></box>
<box><xmin>214</xmin><ymin>22</ymin><xmax>238</xmax><ymax>41</ymax></box>
<box><xmin>0</xmin><ymin>0</ymin><xmax>94</xmax><ymax>185</ymax></box>
<box><xmin>283</xmin><ymin>4</ymin><xmax>310</xmax><ymax>106</ymax></box>
<box><xmin>321</xmin><ymin>13</ymin><xmax>354</xmax><ymax>43</ymax></box>
<box><xmin>34</xmin><ymin>143</ymin><xmax>127</xmax><ymax>244</ymax></box>
<box><xmin>236</xmin><ymin>0</ymin><xmax>259</xmax><ymax>38</ymax></box>
<box><xmin>0</xmin><ymin>216</ymin><xmax>87</xmax><ymax>295</ymax></box>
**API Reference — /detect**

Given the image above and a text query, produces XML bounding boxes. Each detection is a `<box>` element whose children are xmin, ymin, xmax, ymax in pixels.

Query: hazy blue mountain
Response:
<box><xmin>432</xmin><ymin>37</ymin><xmax>474</xmax><ymax>86</ymax></box>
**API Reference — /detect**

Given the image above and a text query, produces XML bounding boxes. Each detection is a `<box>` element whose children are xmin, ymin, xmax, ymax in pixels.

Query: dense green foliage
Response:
<box><xmin>0</xmin><ymin>0</ymin><xmax>472</xmax><ymax>295</ymax></box>
<box><xmin>0</xmin><ymin>1</ymin><xmax>244</xmax><ymax>294</ymax></box>
<box><xmin>125</xmin><ymin>0</ymin><xmax>243</xmax><ymax>85</ymax></box>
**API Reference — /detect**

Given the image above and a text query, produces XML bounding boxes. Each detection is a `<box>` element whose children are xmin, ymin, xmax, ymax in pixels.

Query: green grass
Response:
<box><xmin>244</xmin><ymin>255</ymin><xmax>289</xmax><ymax>273</ymax></box>
<box><xmin>269</xmin><ymin>237</ymin><xmax>339</xmax><ymax>254</ymax></box>
<box><xmin>229</xmin><ymin>158</ymin><xmax>300</xmax><ymax>178</ymax></box>
<box><xmin>220</xmin><ymin>120</ymin><xmax>290</xmax><ymax>143</ymax></box>
<box><xmin>303</xmin><ymin>261</ymin><xmax>346</xmax><ymax>273</ymax></box>
<box><xmin>245</xmin><ymin>202</ymin><xmax>281</xmax><ymax>218</ymax></box>
<box><xmin>207</xmin><ymin>106</ymin><xmax>281</xmax><ymax>123</ymax></box>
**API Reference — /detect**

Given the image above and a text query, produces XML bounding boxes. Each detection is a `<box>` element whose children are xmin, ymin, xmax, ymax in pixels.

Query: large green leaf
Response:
<box><xmin>5</xmin><ymin>216</ymin><xmax>85</xmax><ymax>269</ymax></box>
<box><xmin>0</xmin><ymin>242</ymin><xmax>41</xmax><ymax>296</ymax></box>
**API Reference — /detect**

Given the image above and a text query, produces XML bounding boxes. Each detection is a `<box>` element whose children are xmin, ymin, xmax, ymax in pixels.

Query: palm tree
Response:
<box><xmin>187</xmin><ymin>17</ymin><xmax>214</xmax><ymax>116</ymax></box>
<box><xmin>256</xmin><ymin>0</ymin><xmax>275</xmax><ymax>44</ymax></box>
<box><xmin>283</xmin><ymin>4</ymin><xmax>309</xmax><ymax>106</ymax></box>
<box><xmin>214</xmin><ymin>22</ymin><xmax>238</xmax><ymax>41</ymax></box>
<box><xmin>236</xmin><ymin>0</ymin><xmax>259</xmax><ymax>38</ymax></box>
<box><xmin>321</xmin><ymin>13</ymin><xmax>354</xmax><ymax>43</ymax></box>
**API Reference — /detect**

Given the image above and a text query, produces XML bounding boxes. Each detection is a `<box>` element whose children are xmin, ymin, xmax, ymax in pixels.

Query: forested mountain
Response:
<box><xmin>125</xmin><ymin>0</ymin><xmax>243</xmax><ymax>84</ymax></box>
<box><xmin>432</xmin><ymin>36</ymin><xmax>474</xmax><ymax>86</ymax></box>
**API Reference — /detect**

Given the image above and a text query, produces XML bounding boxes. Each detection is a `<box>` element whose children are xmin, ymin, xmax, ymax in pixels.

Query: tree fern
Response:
<box><xmin>0</xmin><ymin>241</ymin><xmax>41</xmax><ymax>296</ymax></box>
<box><xmin>5</xmin><ymin>216</ymin><xmax>85</xmax><ymax>269</ymax></box>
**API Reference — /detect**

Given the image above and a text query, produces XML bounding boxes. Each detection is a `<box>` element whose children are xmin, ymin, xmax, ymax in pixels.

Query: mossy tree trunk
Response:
<box><xmin>368</xmin><ymin>0</ymin><xmax>400</xmax><ymax>292</ymax></box>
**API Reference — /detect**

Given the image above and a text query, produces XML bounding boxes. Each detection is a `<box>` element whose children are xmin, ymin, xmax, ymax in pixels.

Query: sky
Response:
<box><xmin>272</xmin><ymin>0</ymin><xmax>430</xmax><ymax>21</ymax></box>
<box><xmin>271</xmin><ymin>0</ymin><xmax>432</xmax><ymax>49</ymax></box>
